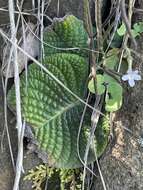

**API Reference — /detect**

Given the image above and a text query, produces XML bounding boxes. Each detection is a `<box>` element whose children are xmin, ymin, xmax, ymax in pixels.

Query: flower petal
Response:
<box><xmin>128</xmin><ymin>79</ymin><xmax>135</xmax><ymax>87</ymax></box>
<box><xmin>134</xmin><ymin>74</ymin><xmax>141</xmax><ymax>81</ymax></box>
<box><xmin>122</xmin><ymin>74</ymin><xmax>129</xmax><ymax>81</ymax></box>
<box><xmin>127</xmin><ymin>69</ymin><xmax>133</xmax><ymax>74</ymax></box>
<box><xmin>134</xmin><ymin>70</ymin><xmax>139</xmax><ymax>74</ymax></box>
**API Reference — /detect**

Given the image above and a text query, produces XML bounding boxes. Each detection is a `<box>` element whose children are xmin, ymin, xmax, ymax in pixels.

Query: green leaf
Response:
<box><xmin>131</xmin><ymin>29</ymin><xmax>140</xmax><ymax>38</ymax></box>
<box><xmin>104</xmin><ymin>48</ymin><xmax>119</xmax><ymax>69</ymax></box>
<box><xmin>117</xmin><ymin>23</ymin><xmax>126</xmax><ymax>36</ymax></box>
<box><xmin>88</xmin><ymin>75</ymin><xmax>105</xmax><ymax>95</ymax></box>
<box><xmin>8</xmin><ymin>53</ymin><xmax>109</xmax><ymax>168</ymax></box>
<box><xmin>109</xmin><ymin>32</ymin><xmax>123</xmax><ymax>48</ymax></box>
<box><xmin>131</xmin><ymin>22</ymin><xmax>143</xmax><ymax>37</ymax></box>
<box><xmin>133</xmin><ymin>22</ymin><xmax>143</xmax><ymax>33</ymax></box>
<box><xmin>88</xmin><ymin>73</ymin><xmax>123</xmax><ymax>112</ymax></box>
<box><xmin>8</xmin><ymin>54</ymin><xmax>89</xmax><ymax>168</ymax></box>
<box><xmin>104</xmin><ymin>75</ymin><xmax>122</xmax><ymax>112</ymax></box>
<box><xmin>44</xmin><ymin>15</ymin><xmax>88</xmax><ymax>57</ymax></box>
<box><xmin>95</xmin><ymin>114</ymin><xmax>110</xmax><ymax>156</ymax></box>
<box><xmin>105</xmin><ymin>85</ymin><xmax>122</xmax><ymax>112</ymax></box>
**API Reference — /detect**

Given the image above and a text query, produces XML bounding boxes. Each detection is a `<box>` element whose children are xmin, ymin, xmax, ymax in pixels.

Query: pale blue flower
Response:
<box><xmin>122</xmin><ymin>69</ymin><xmax>141</xmax><ymax>87</ymax></box>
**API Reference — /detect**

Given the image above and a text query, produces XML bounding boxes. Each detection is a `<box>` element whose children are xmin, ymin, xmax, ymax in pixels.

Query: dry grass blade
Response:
<box><xmin>8</xmin><ymin>0</ymin><xmax>24</xmax><ymax>189</ymax></box>
<box><xmin>95</xmin><ymin>0</ymin><xmax>103</xmax><ymax>52</ymax></box>
<box><xmin>82</xmin><ymin>95</ymin><xmax>102</xmax><ymax>190</ymax></box>
<box><xmin>77</xmin><ymin>93</ymin><xmax>99</xmax><ymax>180</ymax></box>
<box><xmin>1</xmin><ymin>75</ymin><xmax>15</xmax><ymax>170</ymax></box>
<box><xmin>118</xmin><ymin>0</ymin><xmax>136</xmax><ymax>72</ymax></box>
<box><xmin>105</xmin><ymin>0</ymin><xmax>121</xmax><ymax>53</ymax></box>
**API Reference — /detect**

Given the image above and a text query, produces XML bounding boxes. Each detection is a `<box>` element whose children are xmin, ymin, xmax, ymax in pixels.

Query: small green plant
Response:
<box><xmin>88</xmin><ymin>49</ymin><xmax>122</xmax><ymax>112</ymax></box>
<box><xmin>24</xmin><ymin>164</ymin><xmax>82</xmax><ymax>190</ymax></box>
<box><xmin>8</xmin><ymin>15</ymin><xmax>110</xmax><ymax>168</ymax></box>
<box><xmin>24</xmin><ymin>165</ymin><xmax>53</xmax><ymax>190</ymax></box>
<box><xmin>117</xmin><ymin>22</ymin><xmax>143</xmax><ymax>37</ymax></box>
<box><xmin>8</xmin><ymin>7</ymin><xmax>142</xmax><ymax>190</ymax></box>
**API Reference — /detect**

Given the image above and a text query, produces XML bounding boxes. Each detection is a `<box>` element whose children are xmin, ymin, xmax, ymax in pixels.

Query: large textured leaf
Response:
<box><xmin>8</xmin><ymin>15</ymin><xmax>110</xmax><ymax>169</ymax></box>
<box><xmin>43</xmin><ymin>15</ymin><xmax>88</xmax><ymax>56</ymax></box>
<box><xmin>8</xmin><ymin>53</ymin><xmax>92</xmax><ymax>168</ymax></box>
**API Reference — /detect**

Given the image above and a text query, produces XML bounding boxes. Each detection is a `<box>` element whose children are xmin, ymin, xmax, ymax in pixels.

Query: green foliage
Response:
<box><xmin>24</xmin><ymin>165</ymin><xmax>51</xmax><ymax>190</ymax></box>
<box><xmin>88</xmin><ymin>74</ymin><xmax>122</xmax><ymax>112</ymax></box>
<box><xmin>44</xmin><ymin>15</ymin><xmax>88</xmax><ymax>56</ymax></box>
<box><xmin>88</xmin><ymin>75</ymin><xmax>105</xmax><ymax>95</ymax></box>
<box><xmin>117</xmin><ymin>23</ymin><xmax>126</xmax><ymax>36</ymax></box>
<box><xmin>7</xmin><ymin>3</ymin><xmax>140</xmax><ymax>188</ymax></box>
<box><xmin>132</xmin><ymin>22</ymin><xmax>143</xmax><ymax>37</ymax></box>
<box><xmin>88</xmin><ymin>49</ymin><xmax>123</xmax><ymax>112</ymax></box>
<box><xmin>8</xmin><ymin>15</ymin><xmax>110</xmax><ymax>168</ymax></box>
<box><xmin>59</xmin><ymin>169</ymin><xmax>82</xmax><ymax>190</ymax></box>
<box><xmin>104</xmin><ymin>48</ymin><xmax>120</xmax><ymax>70</ymax></box>
<box><xmin>8</xmin><ymin>53</ymin><xmax>95</xmax><ymax>168</ymax></box>
<box><xmin>95</xmin><ymin>114</ymin><xmax>110</xmax><ymax>155</ymax></box>
<box><xmin>109</xmin><ymin>33</ymin><xmax>123</xmax><ymax>48</ymax></box>
<box><xmin>111</xmin><ymin>21</ymin><xmax>143</xmax><ymax>48</ymax></box>
<box><xmin>117</xmin><ymin>22</ymin><xmax>143</xmax><ymax>37</ymax></box>
<box><xmin>24</xmin><ymin>164</ymin><xmax>82</xmax><ymax>190</ymax></box>
<box><xmin>104</xmin><ymin>75</ymin><xmax>122</xmax><ymax>112</ymax></box>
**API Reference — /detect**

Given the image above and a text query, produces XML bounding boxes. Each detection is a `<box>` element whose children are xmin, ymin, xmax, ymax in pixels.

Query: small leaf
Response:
<box><xmin>104</xmin><ymin>75</ymin><xmax>123</xmax><ymax>112</ymax></box>
<box><xmin>106</xmin><ymin>48</ymin><xmax>119</xmax><ymax>57</ymax></box>
<box><xmin>130</xmin><ymin>22</ymin><xmax>143</xmax><ymax>38</ymax></box>
<box><xmin>133</xmin><ymin>22</ymin><xmax>143</xmax><ymax>33</ymax></box>
<box><xmin>131</xmin><ymin>29</ymin><xmax>140</xmax><ymax>38</ymax></box>
<box><xmin>105</xmin><ymin>84</ymin><xmax>122</xmax><ymax>112</ymax></box>
<box><xmin>105</xmin><ymin>96</ymin><xmax>122</xmax><ymax>112</ymax></box>
<box><xmin>88</xmin><ymin>75</ymin><xmax>105</xmax><ymax>95</ymax></box>
<box><xmin>104</xmin><ymin>49</ymin><xmax>119</xmax><ymax>69</ymax></box>
<box><xmin>109</xmin><ymin>32</ymin><xmax>123</xmax><ymax>48</ymax></box>
<box><xmin>117</xmin><ymin>23</ymin><xmax>126</xmax><ymax>36</ymax></box>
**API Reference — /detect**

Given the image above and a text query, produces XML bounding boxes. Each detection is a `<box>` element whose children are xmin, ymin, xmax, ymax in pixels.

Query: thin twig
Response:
<box><xmin>83</xmin><ymin>0</ymin><xmax>96</xmax><ymax>78</ymax></box>
<box><xmin>8</xmin><ymin>0</ymin><xmax>24</xmax><ymax>189</ymax></box>
<box><xmin>0</xmin><ymin>7</ymin><xmax>53</xmax><ymax>22</ymax></box>
<box><xmin>120</xmin><ymin>0</ymin><xmax>137</xmax><ymax>49</ymax></box>
<box><xmin>95</xmin><ymin>0</ymin><xmax>103</xmax><ymax>52</ymax></box>
<box><xmin>77</xmin><ymin>93</ymin><xmax>99</xmax><ymax>181</ymax></box>
<box><xmin>82</xmin><ymin>95</ymin><xmax>102</xmax><ymax>190</ymax></box>
<box><xmin>105</xmin><ymin>0</ymin><xmax>121</xmax><ymax>53</ymax></box>
<box><xmin>118</xmin><ymin>0</ymin><xmax>136</xmax><ymax>72</ymax></box>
